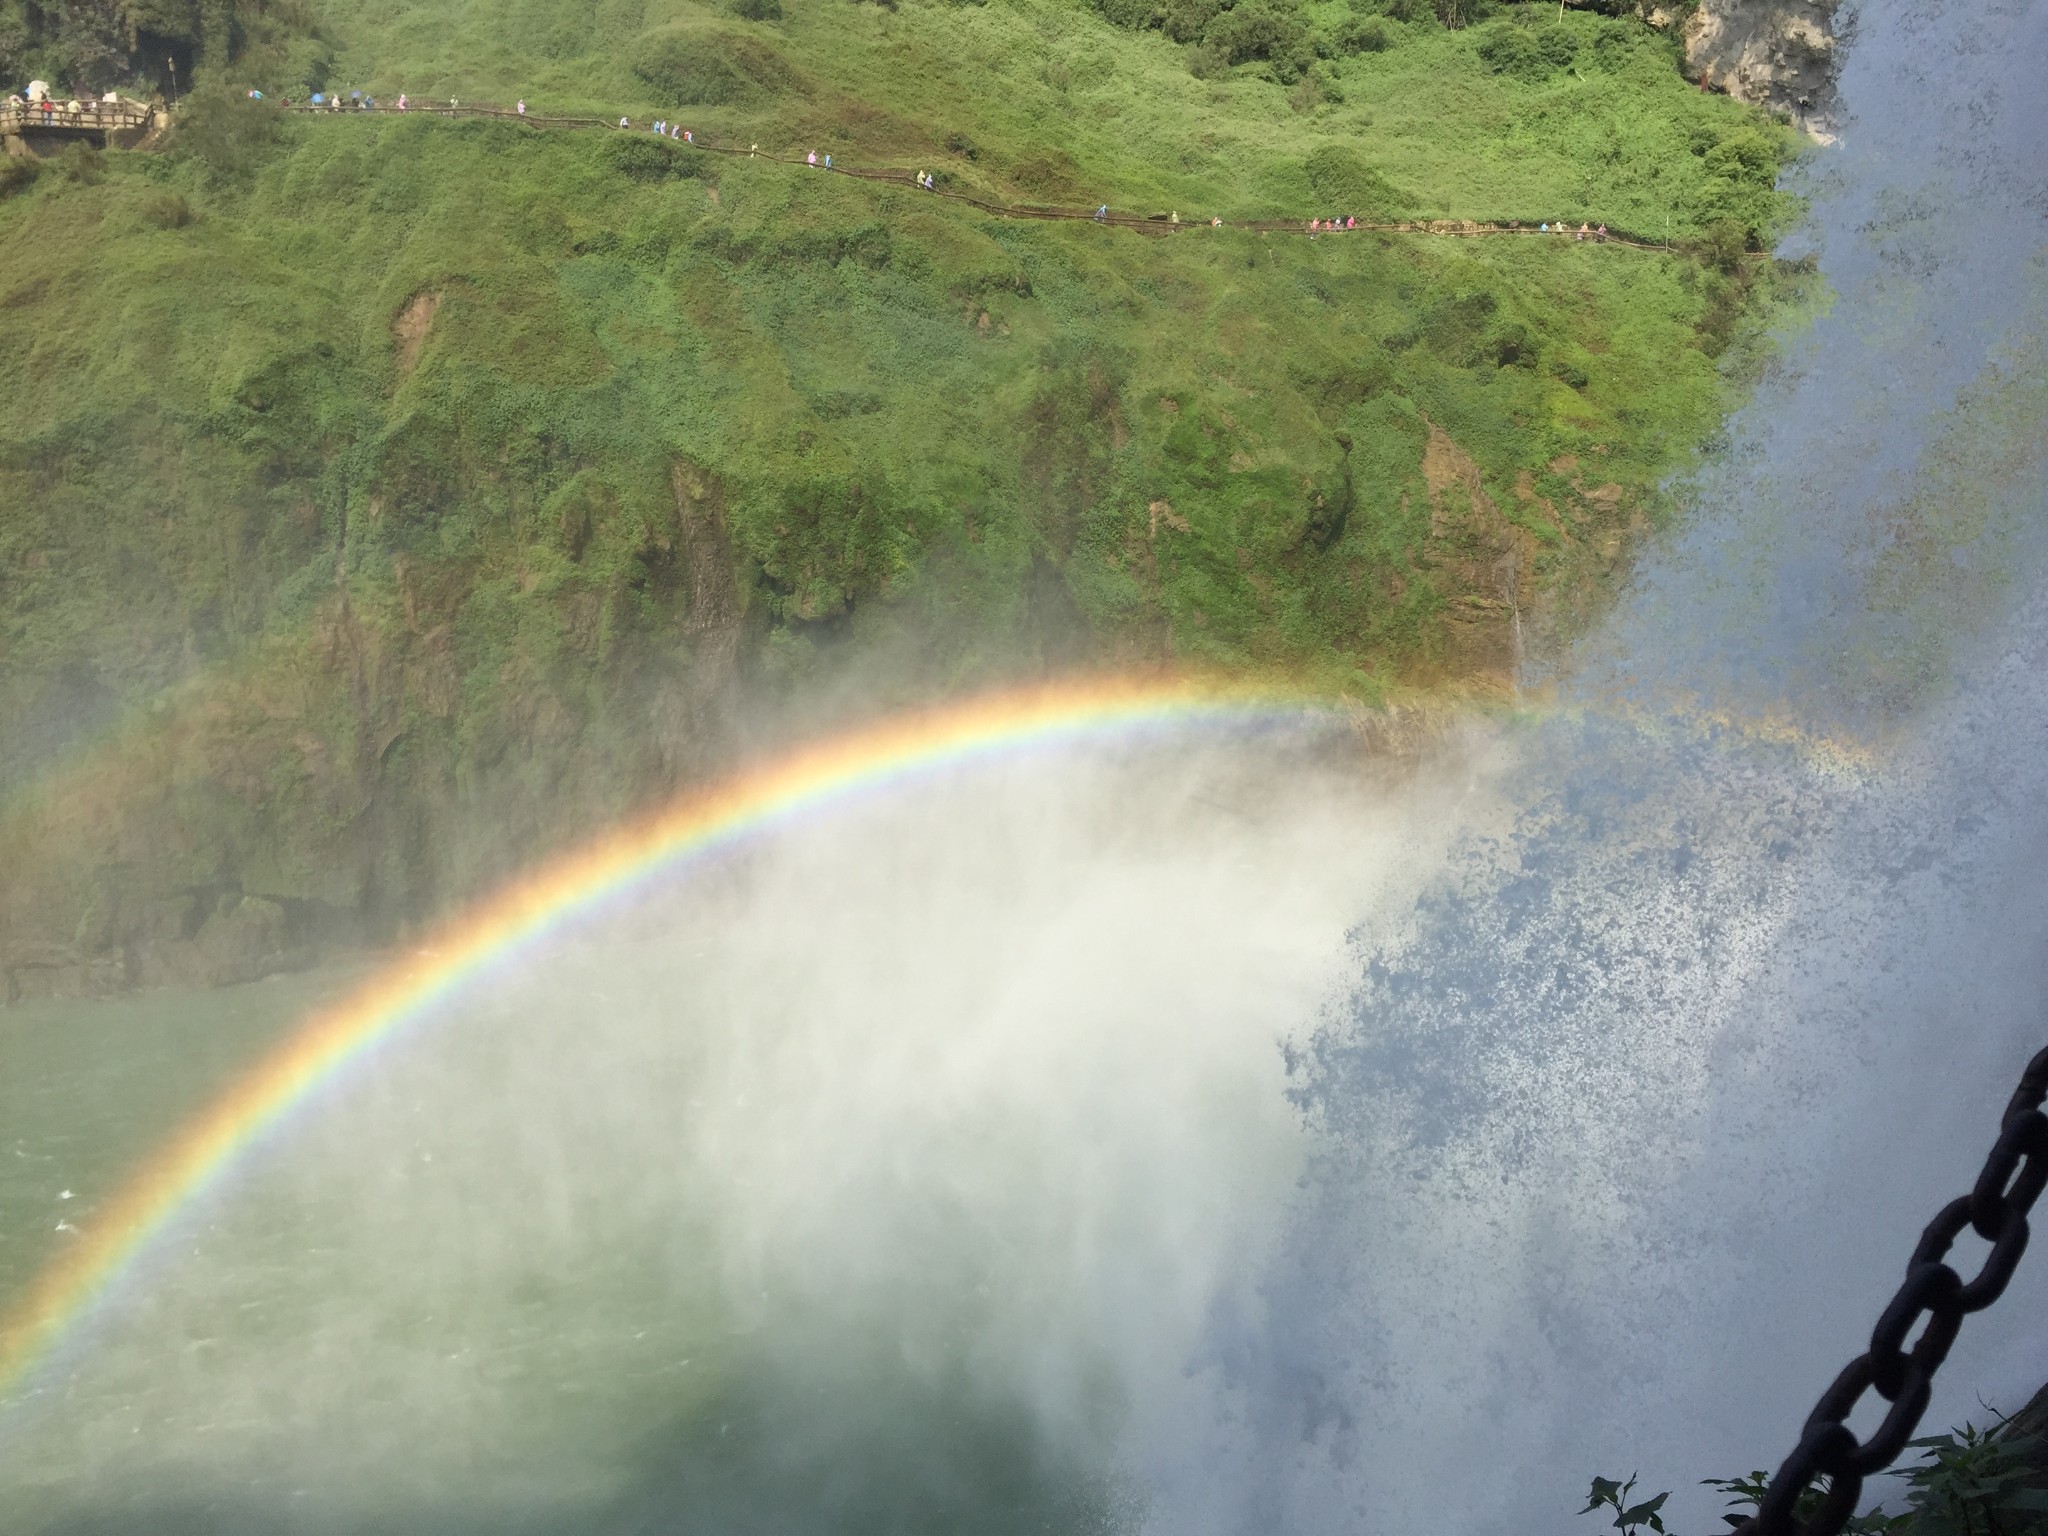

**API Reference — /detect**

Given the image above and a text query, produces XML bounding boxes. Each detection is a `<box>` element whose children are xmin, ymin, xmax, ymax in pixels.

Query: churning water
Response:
<box><xmin>1</xmin><ymin>735</ymin><xmax>1479</xmax><ymax>1535</ymax></box>
<box><xmin>4</xmin><ymin>2</ymin><xmax>2047</xmax><ymax>1532</ymax></box>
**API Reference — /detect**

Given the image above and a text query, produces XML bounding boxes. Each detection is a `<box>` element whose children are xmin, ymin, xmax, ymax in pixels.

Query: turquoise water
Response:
<box><xmin>0</xmin><ymin>968</ymin><xmax>369</xmax><ymax>1315</ymax></box>
<box><xmin>0</xmin><ymin>941</ymin><xmax>1138</xmax><ymax>1536</ymax></box>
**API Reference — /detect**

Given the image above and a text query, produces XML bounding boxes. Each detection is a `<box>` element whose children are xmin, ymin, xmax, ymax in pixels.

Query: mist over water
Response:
<box><xmin>6</xmin><ymin>2</ymin><xmax>2048</xmax><ymax>1531</ymax></box>
<box><xmin>1193</xmin><ymin>2</ymin><xmax>2048</xmax><ymax>1531</ymax></box>
<box><xmin>4</xmin><ymin>735</ymin><xmax>1481</xmax><ymax>1534</ymax></box>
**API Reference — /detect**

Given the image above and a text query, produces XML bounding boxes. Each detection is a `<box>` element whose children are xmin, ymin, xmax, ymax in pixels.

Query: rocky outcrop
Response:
<box><xmin>1661</xmin><ymin>0</ymin><xmax>1842</xmax><ymax>142</ymax></box>
<box><xmin>1418</xmin><ymin>421</ymin><xmax>1535</xmax><ymax>689</ymax></box>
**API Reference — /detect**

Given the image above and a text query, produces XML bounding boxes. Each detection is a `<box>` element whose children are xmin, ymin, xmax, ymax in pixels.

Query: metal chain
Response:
<box><xmin>1738</xmin><ymin>1043</ymin><xmax>2048</xmax><ymax>1536</ymax></box>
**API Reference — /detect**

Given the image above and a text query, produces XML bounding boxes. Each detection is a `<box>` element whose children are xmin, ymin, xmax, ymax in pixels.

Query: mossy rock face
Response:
<box><xmin>630</xmin><ymin>24</ymin><xmax>797</xmax><ymax>105</ymax></box>
<box><xmin>1303</xmin><ymin>145</ymin><xmax>1410</xmax><ymax>219</ymax></box>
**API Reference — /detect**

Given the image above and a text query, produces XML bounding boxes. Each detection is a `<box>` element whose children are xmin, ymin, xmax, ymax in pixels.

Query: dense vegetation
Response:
<box><xmin>0</xmin><ymin>0</ymin><xmax>318</xmax><ymax>98</ymax></box>
<box><xmin>0</xmin><ymin>0</ymin><xmax>1812</xmax><ymax>993</ymax></box>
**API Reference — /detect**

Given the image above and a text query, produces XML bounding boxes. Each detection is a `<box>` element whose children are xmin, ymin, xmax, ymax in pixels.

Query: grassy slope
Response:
<box><xmin>0</xmin><ymin>0</ymin><xmax>1811</xmax><ymax>988</ymax></box>
<box><xmin>319</xmin><ymin>0</ymin><xmax>1784</xmax><ymax>230</ymax></box>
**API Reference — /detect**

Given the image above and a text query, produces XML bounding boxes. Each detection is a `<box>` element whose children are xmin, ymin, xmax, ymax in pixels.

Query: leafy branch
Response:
<box><xmin>1583</xmin><ymin>1474</ymin><xmax>1671</xmax><ymax>1536</ymax></box>
<box><xmin>1587</xmin><ymin>1419</ymin><xmax>2048</xmax><ymax>1536</ymax></box>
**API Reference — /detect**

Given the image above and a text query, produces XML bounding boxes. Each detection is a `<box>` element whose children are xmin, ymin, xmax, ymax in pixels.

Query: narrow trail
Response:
<box><xmin>284</xmin><ymin>101</ymin><xmax>1682</xmax><ymax>251</ymax></box>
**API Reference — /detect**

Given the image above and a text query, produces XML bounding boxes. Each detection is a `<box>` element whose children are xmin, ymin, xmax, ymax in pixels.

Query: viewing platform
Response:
<box><xmin>1</xmin><ymin>98</ymin><xmax>161</xmax><ymax>156</ymax></box>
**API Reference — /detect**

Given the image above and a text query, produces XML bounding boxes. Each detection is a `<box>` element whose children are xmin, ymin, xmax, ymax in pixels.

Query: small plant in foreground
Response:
<box><xmin>1893</xmin><ymin>1423</ymin><xmax>2048</xmax><ymax>1536</ymax></box>
<box><xmin>1583</xmin><ymin>1474</ymin><xmax>1670</xmax><ymax>1536</ymax></box>
<box><xmin>1704</xmin><ymin>1469</ymin><xmax>1905</xmax><ymax>1535</ymax></box>
<box><xmin>1591</xmin><ymin>1419</ymin><xmax>2048</xmax><ymax>1536</ymax></box>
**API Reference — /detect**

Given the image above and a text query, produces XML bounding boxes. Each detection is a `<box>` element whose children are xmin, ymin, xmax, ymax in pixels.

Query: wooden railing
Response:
<box><xmin>0</xmin><ymin>100</ymin><xmax>155</xmax><ymax>136</ymax></box>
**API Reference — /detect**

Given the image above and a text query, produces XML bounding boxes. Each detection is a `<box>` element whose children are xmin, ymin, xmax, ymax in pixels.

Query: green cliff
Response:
<box><xmin>0</xmin><ymin>0</ymin><xmax>1811</xmax><ymax>997</ymax></box>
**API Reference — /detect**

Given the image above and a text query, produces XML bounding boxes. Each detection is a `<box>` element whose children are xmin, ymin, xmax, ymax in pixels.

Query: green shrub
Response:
<box><xmin>140</xmin><ymin>189</ymin><xmax>193</xmax><ymax>228</ymax></box>
<box><xmin>596</xmin><ymin>133</ymin><xmax>700</xmax><ymax>182</ymax></box>
<box><xmin>173</xmin><ymin>85</ymin><xmax>285</xmax><ymax>185</ymax></box>
<box><xmin>0</xmin><ymin>155</ymin><xmax>39</xmax><ymax>200</ymax></box>
<box><xmin>630</xmin><ymin>24</ymin><xmax>793</xmax><ymax>104</ymax></box>
<box><xmin>1417</xmin><ymin>287</ymin><xmax>1531</xmax><ymax>367</ymax></box>
<box><xmin>1476</xmin><ymin>19</ymin><xmax>1579</xmax><ymax>79</ymax></box>
<box><xmin>1332</xmin><ymin>17</ymin><xmax>1391</xmax><ymax>52</ymax></box>
<box><xmin>1203</xmin><ymin>0</ymin><xmax>1310</xmax><ymax>69</ymax></box>
<box><xmin>729</xmin><ymin>0</ymin><xmax>784</xmax><ymax>20</ymax></box>
<box><xmin>1303</xmin><ymin>144</ymin><xmax>1412</xmax><ymax>218</ymax></box>
<box><xmin>1703</xmin><ymin>128</ymin><xmax>1782</xmax><ymax>186</ymax></box>
<box><xmin>1160</xmin><ymin>0</ymin><xmax>1227</xmax><ymax>44</ymax></box>
<box><xmin>1586</xmin><ymin>22</ymin><xmax>1648</xmax><ymax>72</ymax></box>
<box><xmin>1097</xmin><ymin>0</ymin><xmax>1159</xmax><ymax>26</ymax></box>
<box><xmin>57</xmin><ymin>143</ymin><xmax>104</xmax><ymax>185</ymax></box>
<box><xmin>1486</xmin><ymin>318</ymin><xmax>1535</xmax><ymax>367</ymax></box>
<box><xmin>276</xmin><ymin>34</ymin><xmax>337</xmax><ymax>96</ymax></box>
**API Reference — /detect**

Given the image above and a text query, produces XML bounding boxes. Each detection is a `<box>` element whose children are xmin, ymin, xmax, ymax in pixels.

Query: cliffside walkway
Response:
<box><xmin>1</xmin><ymin>97</ymin><xmax>158</xmax><ymax>151</ymax></box>
<box><xmin>282</xmin><ymin>101</ymin><xmax>1678</xmax><ymax>251</ymax></box>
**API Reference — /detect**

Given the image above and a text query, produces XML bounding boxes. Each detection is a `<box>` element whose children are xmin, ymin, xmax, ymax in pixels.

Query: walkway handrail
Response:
<box><xmin>0</xmin><ymin>100</ymin><xmax>154</xmax><ymax>135</ymax></box>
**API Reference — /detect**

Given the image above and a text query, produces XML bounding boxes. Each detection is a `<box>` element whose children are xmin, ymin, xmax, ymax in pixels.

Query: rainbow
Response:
<box><xmin>0</xmin><ymin>673</ymin><xmax>1329</xmax><ymax>1402</ymax></box>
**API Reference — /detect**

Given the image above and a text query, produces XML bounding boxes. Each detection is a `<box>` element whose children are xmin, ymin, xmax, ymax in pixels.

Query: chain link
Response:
<box><xmin>1737</xmin><ymin>1044</ymin><xmax>2048</xmax><ymax>1536</ymax></box>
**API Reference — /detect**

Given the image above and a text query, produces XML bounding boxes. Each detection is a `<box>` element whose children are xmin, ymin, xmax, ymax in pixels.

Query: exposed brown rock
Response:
<box><xmin>391</xmin><ymin>290</ymin><xmax>442</xmax><ymax>377</ymax></box>
<box><xmin>1419</xmin><ymin>419</ymin><xmax>1533</xmax><ymax>687</ymax></box>
<box><xmin>1147</xmin><ymin>498</ymin><xmax>1190</xmax><ymax>537</ymax></box>
<box><xmin>1659</xmin><ymin>0</ymin><xmax>1841</xmax><ymax>142</ymax></box>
